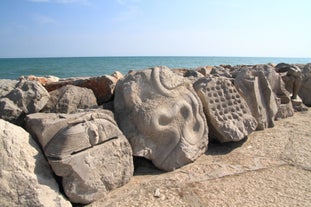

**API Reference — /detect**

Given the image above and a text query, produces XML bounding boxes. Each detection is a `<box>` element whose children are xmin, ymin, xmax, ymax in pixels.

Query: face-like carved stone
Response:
<box><xmin>26</xmin><ymin>109</ymin><xmax>133</xmax><ymax>204</ymax></box>
<box><xmin>114</xmin><ymin>66</ymin><xmax>209</xmax><ymax>171</ymax></box>
<box><xmin>194</xmin><ymin>77</ymin><xmax>257</xmax><ymax>143</ymax></box>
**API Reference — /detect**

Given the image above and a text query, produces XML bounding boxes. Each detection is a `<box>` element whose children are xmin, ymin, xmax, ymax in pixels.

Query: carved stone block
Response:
<box><xmin>114</xmin><ymin>66</ymin><xmax>209</xmax><ymax>171</ymax></box>
<box><xmin>26</xmin><ymin>109</ymin><xmax>133</xmax><ymax>204</ymax></box>
<box><xmin>194</xmin><ymin>77</ymin><xmax>257</xmax><ymax>142</ymax></box>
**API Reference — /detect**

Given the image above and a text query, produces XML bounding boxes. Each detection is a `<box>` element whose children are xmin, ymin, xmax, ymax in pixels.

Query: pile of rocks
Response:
<box><xmin>0</xmin><ymin>63</ymin><xmax>310</xmax><ymax>206</ymax></box>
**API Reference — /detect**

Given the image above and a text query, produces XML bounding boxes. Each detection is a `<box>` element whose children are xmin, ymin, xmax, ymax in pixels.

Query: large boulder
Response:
<box><xmin>256</xmin><ymin>64</ymin><xmax>294</xmax><ymax>119</ymax></box>
<box><xmin>299</xmin><ymin>63</ymin><xmax>311</xmax><ymax>106</ymax></box>
<box><xmin>26</xmin><ymin>109</ymin><xmax>133</xmax><ymax>204</ymax></box>
<box><xmin>194</xmin><ymin>77</ymin><xmax>257</xmax><ymax>143</ymax></box>
<box><xmin>19</xmin><ymin>75</ymin><xmax>60</xmax><ymax>85</ymax></box>
<box><xmin>0</xmin><ymin>119</ymin><xmax>71</xmax><ymax>207</ymax></box>
<box><xmin>234</xmin><ymin>67</ymin><xmax>279</xmax><ymax>130</ymax></box>
<box><xmin>0</xmin><ymin>79</ymin><xmax>18</xmax><ymax>97</ymax></box>
<box><xmin>0</xmin><ymin>80</ymin><xmax>50</xmax><ymax>125</ymax></box>
<box><xmin>42</xmin><ymin>85</ymin><xmax>98</xmax><ymax>113</ymax></box>
<box><xmin>114</xmin><ymin>66</ymin><xmax>209</xmax><ymax>171</ymax></box>
<box><xmin>44</xmin><ymin>72</ymin><xmax>123</xmax><ymax>105</ymax></box>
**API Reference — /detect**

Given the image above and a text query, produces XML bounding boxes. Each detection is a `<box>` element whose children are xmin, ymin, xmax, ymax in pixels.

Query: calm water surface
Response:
<box><xmin>0</xmin><ymin>56</ymin><xmax>310</xmax><ymax>79</ymax></box>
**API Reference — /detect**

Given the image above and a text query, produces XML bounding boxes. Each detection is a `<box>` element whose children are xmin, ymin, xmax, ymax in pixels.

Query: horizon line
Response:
<box><xmin>1</xmin><ymin>55</ymin><xmax>311</xmax><ymax>59</ymax></box>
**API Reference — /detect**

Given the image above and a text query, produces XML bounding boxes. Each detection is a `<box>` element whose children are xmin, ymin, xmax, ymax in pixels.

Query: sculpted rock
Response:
<box><xmin>26</xmin><ymin>109</ymin><xmax>133</xmax><ymax>204</ymax></box>
<box><xmin>114</xmin><ymin>66</ymin><xmax>209</xmax><ymax>171</ymax></box>
<box><xmin>255</xmin><ymin>64</ymin><xmax>294</xmax><ymax>119</ymax></box>
<box><xmin>275</xmin><ymin>63</ymin><xmax>302</xmax><ymax>100</ymax></box>
<box><xmin>0</xmin><ymin>80</ymin><xmax>50</xmax><ymax>125</ymax></box>
<box><xmin>42</xmin><ymin>85</ymin><xmax>98</xmax><ymax>113</ymax></box>
<box><xmin>194</xmin><ymin>77</ymin><xmax>257</xmax><ymax>143</ymax></box>
<box><xmin>299</xmin><ymin>63</ymin><xmax>311</xmax><ymax>106</ymax></box>
<box><xmin>234</xmin><ymin>67</ymin><xmax>279</xmax><ymax>130</ymax></box>
<box><xmin>44</xmin><ymin>72</ymin><xmax>123</xmax><ymax>105</ymax></box>
<box><xmin>0</xmin><ymin>119</ymin><xmax>71</xmax><ymax>207</ymax></box>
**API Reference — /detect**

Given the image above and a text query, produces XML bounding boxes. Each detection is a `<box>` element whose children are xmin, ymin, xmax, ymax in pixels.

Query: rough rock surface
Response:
<box><xmin>256</xmin><ymin>64</ymin><xmax>295</xmax><ymax>119</ymax></box>
<box><xmin>19</xmin><ymin>75</ymin><xmax>60</xmax><ymax>85</ymax></box>
<box><xmin>26</xmin><ymin>109</ymin><xmax>133</xmax><ymax>204</ymax></box>
<box><xmin>299</xmin><ymin>63</ymin><xmax>311</xmax><ymax>106</ymax></box>
<box><xmin>234</xmin><ymin>67</ymin><xmax>279</xmax><ymax>130</ymax></box>
<box><xmin>194</xmin><ymin>77</ymin><xmax>257</xmax><ymax>142</ymax></box>
<box><xmin>42</xmin><ymin>85</ymin><xmax>98</xmax><ymax>113</ymax></box>
<box><xmin>0</xmin><ymin>119</ymin><xmax>71</xmax><ymax>207</ymax></box>
<box><xmin>88</xmin><ymin>110</ymin><xmax>311</xmax><ymax>207</ymax></box>
<box><xmin>0</xmin><ymin>79</ymin><xmax>18</xmax><ymax>97</ymax></box>
<box><xmin>0</xmin><ymin>80</ymin><xmax>50</xmax><ymax>125</ymax></box>
<box><xmin>210</xmin><ymin>66</ymin><xmax>233</xmax><ymax>78</ymax></box>
<box><xmin>114</xmin><ymin>66</ymin><xmax>209</xmax><ymax>171</ymax></box>
<box><xmin>44</xmin><ymin>72</ymin><xmax>123</xmax><ymax>105</ymax></box>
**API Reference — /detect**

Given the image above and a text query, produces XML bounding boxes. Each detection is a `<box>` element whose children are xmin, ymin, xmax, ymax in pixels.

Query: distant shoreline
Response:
<box><xmin>1</xmin><ymin>55</ymin><xmax>311</xmax><ymax>59</ymax></box>
<box><xmin>1</xmin><ymin>56</ymin><xmax>310</xmax><ymax>80</ymax></box>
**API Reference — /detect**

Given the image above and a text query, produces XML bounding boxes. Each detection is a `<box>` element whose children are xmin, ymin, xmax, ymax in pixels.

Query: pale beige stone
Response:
<box><xmin>234</xmin><ymin>67</ymin><xmax>279</xmax><ymax>130</ymax></box>
<box><xmin>194</xmin><ymin>77</ymin><xmax>257</xmax><ymax>142</ymax></box>
<box><xmin>42</xmin><ymin>85</ymin><xmax>98</xmax><ymax>113</ymax></box>
<box><xmin>0</xmin><ymin>119</ymin><xmax>71</xmax><ymax>207</ymax></box>
<box><xmin>26</xmin><ymin>109</ymin><xmax>133</xmax><ymax>204</ymax></box>
<box><xmin>114</xmin><ymin>66</ymin><xmax>209</xmax><ymax>171</ymax></box>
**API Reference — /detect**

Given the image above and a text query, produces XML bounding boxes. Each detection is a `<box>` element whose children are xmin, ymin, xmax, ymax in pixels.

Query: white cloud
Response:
<box><xmin>116</xmin><ymin>0</ymin><xmax>141</xmax><ymax>6</ymax></box>
<box><xmin>113</xmin><ymin>6</ymin><xmax>139</xmax><ymax>22</ymax></box>
<box><xmin>33</xmin><ymin>14</ymin><xmax>57</xmax><ymax>25</ymax></box>
<box><xmin>114</xmin><ymin>0</ymin><xmax>141</xmax><ymax>22</ymax></box>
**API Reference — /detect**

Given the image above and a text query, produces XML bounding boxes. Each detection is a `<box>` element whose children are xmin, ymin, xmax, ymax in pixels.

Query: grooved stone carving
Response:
<box><xmin>234</xmin><ymin>67</ymin><xmax>279</xmax><ymax>130</ymax></box>
<box><xmin>25</xmin><ymin>109</ymin><xmax>133</xmax><ymax>204</ymax></box>
<box><xmin>194</xmin><ymin>77</ymin><xmax>257</xmax><ymax>143</ymax></box>
<box><xmin>114</xmin><ymin>66</ymin><xmax>209</xmax><ymax>171</ymax></box>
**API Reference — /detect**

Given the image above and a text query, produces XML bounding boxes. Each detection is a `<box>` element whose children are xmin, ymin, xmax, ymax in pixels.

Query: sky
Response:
<box><xmin>0</xmin><ymin>0</ymin><xmax>310</xmax><ymax>58</ymax></box>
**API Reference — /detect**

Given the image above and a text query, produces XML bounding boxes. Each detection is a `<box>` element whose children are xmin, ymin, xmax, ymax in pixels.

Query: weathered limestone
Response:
<box><xmin>0</xmin><ymin>80</ymin><xmax>50</xmax><ymax>125</ymax></box>
<box><xmin>275</xmin><ymin>63</ymin><xmax>302</xmax><ymax>99</ymax></box>
<box><xmin>0</xmin><ymin>79</ymin><xmax>18</xmax><ymax>97</ymax></box>
<box><xmin>256</xmin><ymin>64</ymin><xmax>295</xmax><ymax>119</ymax></box>
<box><xmin>194</xmin><ymin>77</ymin><xmax>257</xmax><ymax>143</ymax></box>
<box><xmin>19</xmin><ymin>75</ymin><xmax>60</xmax><ymax>85</ymax></box>
<box><xmin>0</xmin><ymin>119</ymin><xmax>71</xmax><ymax>207</ymax></box>
<box><xmin>42</xmin><ymin>85</ymin><xmax>98</xmax><ymax>113</ymax></box>
<box><xmin>44</xmin><ymin>72</ymin><xmax>123</xmax><ymax>105</ymax></box>
<box><xmin>114</xmin><ymin>66</ymin><xmax>209</xmax><ymax>171</ymax></box>
<box><xmin>234</xmin><ymin>67</ymin><xmax>279</xmax><ymax>130</ymax></box>
<box><xmin>299</xmin><ymin>63</ymin><xmax>311</xmax><ymax>106</ymax></box>
<box><xmin>210</xmin><ymin>66</ymin><xmax>233</xmax><ymax>78</ymax></box>
<box><xmin>25</xmin><ymin>109</ymin><xmax>133</xmax><ymax>204</ymax></box>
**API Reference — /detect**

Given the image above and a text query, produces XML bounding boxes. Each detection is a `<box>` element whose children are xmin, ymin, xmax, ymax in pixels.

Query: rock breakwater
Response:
<box><xmin>0</xmin><ymin>63</ymin><xmax>310</xmax><ymax>205</ymax></box>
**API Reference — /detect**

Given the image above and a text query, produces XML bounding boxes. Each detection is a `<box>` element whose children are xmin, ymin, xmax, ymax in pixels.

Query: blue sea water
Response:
<box><xmin>0</xmin><ymin>56</ymin><xmax>310</xmax><ymax>80</ymax></box>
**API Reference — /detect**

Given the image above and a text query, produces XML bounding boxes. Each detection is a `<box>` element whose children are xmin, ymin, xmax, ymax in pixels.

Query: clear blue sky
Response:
<box><xmin>0</xmin><ymin>0</ymin><xmax>310</xmax><ymax>58</ymax></box>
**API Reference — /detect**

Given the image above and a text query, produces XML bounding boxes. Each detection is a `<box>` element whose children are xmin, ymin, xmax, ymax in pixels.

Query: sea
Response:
<box><xmin>0</xmin><ymin>56</ymin><xmax>310</xmax><ymax>80</ymax></box>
